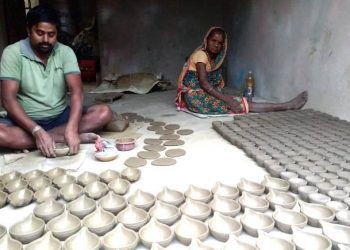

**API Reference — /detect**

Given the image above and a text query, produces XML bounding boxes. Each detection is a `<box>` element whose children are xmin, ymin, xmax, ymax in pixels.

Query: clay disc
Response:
<box><xmin>144</xmin><ymin>144</ymin><xmax>166</xmax><ymax>152</ymax></box>
<box><xmin>144</xmin><ymin>138</ymin><xmax>163</xmax><ymax>145</ymax></box>
<box><xmin>177</xmin><ymin>129</ymin><xmax>194</xmax><ymax>135</ymax></box>
<box><xmin>151</xmin><ymin>157</ymin><xmax>177</xmax><ymax>166</ymax></box>
<box><xmin>137</xmin><ymin>151</ymin><xmax>160</xmax><ymax>160</ymax></box>
<box><xmin>124</xmin><ymin>157</ymin><xmax>147</xmax><ymax>168</ymax></box>
<box><xmin>147</xmin><ymin>125</ymin><xmax>163</xmax><ymax>131</ymax></box>
<box><xmin>144</xmin><ymin>118</ymin><xmax>154</xmax><ymax>123</ymax></box>
<box><xmin>164</xmin><ymin>124</ymin><xmax>180</xmax><ymax>130</ymax></box>
<box><xmin>160</xmin><ymin>134</ymin><xmax>180</xmax><ymax>140</ymax></box>
<box><xmin>121</xmin><ymin>112</ymin><xmax>138</xmax><ymax>117</ymax></box>
<box><xmin>156</xmin><ymin>129</ymin><xmax>174</xmax><ymax>135</ymax></box>
<box><xmin>165</xmin><ymin>149</ymin><xmax>186</xmax><ymax>158</ymax></box>
<box><xmin>163</xmin><ymin>139</ymin><xmax>185</xmax><ymax>146</ymax></box>
<box><xmin>150</xmin><ymin>121</ymin><xmax>166</xmax><ymax>126</ymax></box>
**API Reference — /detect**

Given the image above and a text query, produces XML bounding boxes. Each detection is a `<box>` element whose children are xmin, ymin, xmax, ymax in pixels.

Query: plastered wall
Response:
<box><xmin>226</xmin><ymin>0</ymin><xmax>350</xmax><ymax>120</ymax></box>
<box><xmin>97</xmin><ymin>0</ymin><xmax>224</xmax><ymax>84</ymax></box>
<box><xmin>0</xmin><ymin>0</ymin><xmax>7</xmax><ymax>53</ymax></box>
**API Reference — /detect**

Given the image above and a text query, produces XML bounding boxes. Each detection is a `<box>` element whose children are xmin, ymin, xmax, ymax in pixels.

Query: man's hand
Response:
<box><xmin>34</xmin><ymin>129</ymin><xmax>56</xmax><ymax>157</ymax></box>
<box><xmin>224</xmin><ymin>95</ymin><xmax>242</xmax><ymax>113</ymax></box>
<box><xmin>65</xmin><ymin>130</ymin><xmax>80</xmax><ymax>155</ymax></box>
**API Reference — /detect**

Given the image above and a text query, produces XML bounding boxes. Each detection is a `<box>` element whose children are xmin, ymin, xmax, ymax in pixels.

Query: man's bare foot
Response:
<box><xmin>79</xmin><ymin>133</ymin><xmax>100</xmax><ymax>143</ymax></box>
<box><xmin>288</xmin><ymin>91</ymin><xmax>308</xmax><ymax>110</ymax></box>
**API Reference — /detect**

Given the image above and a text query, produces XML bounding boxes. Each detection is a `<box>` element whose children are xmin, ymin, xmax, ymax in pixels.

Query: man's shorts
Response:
<box><xmin>0</xmin><ymin>106</ymin><xmax>88</xmax><ymax>131</ymax></box>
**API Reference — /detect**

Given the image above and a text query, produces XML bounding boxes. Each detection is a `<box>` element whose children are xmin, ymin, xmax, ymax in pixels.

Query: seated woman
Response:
<box><xmin>176</xmin><ymin>27</ymin><xmax>308</xmax><ymax>114</ymax></box>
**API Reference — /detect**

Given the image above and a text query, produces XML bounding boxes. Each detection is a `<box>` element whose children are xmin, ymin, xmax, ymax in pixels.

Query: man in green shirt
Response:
<box><xmin>0</xmin><ymin>5</ymin><xmax>113</xmax><ymax>157</ymax></box>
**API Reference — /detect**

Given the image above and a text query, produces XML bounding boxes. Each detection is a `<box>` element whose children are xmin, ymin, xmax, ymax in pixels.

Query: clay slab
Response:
<box><xmin>177</xmin><ymin>129</ymin><xmax>194</xmax><ymax>135</ymax></box>
<box><xmin>165</xmin><ymin>149</ymin><xmax>186</xmax><ymax>158</ymax></box>
<box><xmin>150</xmin><ymin>121</ymin><xmax>166</xmax><ymax>126</ymax></box>
<box><xmin>164</xmin><ymin>124</ymin><xmax>180</xmax><ymax>130</ymax></box>
<box><xmin>124</xmin><ymin>157</ymin><xmax>147</xmax><ymax>168</ymax></box>
<box><xmin>156</xmin><ymin>129</ymin><xmax>174</xmax><ymax>135</ymax></box>
<box><xmin>144</xmin><ymin>145</ymin><xmax>166</xmax><ymax>152</ymax></box>
<box><xmin>151</xmin><ymin>157</ymin><xmax>177</xmax><ymax>166</ymax></box>
<box><xmin>163</xmin><ymin>140</ymin><xmax>185</xmax><ymax>146</ymax></box>
<box><xmin>137</xmin><ymin>151</ymin><xmax>161</xmax><ymax>160</ymax></box>
<box><xmin>147</xmin><ymin>125</ymin><xmax>163</xmax><ymax>131</ymax></box>
<box><xmin>144</xmin><ymin>138</ymin><xmax>163</xmax><ymax>145</ymax></box>
<box><xmin>159</xmin><ymin>134</ymin><xmax>180</xmax><ymax>140</ymax></box>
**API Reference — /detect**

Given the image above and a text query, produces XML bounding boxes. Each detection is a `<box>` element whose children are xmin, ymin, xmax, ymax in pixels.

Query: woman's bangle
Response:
<box><xmin>31</xmin><ymin>125</ymin><xmax>42</xmax><ymax>135</ymax></box>
<box><xmin>207</xmin><ymin>87</ymin><xmax>214</xmax><ymax>93</ymax></box>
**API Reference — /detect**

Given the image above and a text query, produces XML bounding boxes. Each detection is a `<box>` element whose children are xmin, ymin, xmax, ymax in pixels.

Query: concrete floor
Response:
<box><xmin>0</xmin><ymin>89</ymin><xmax>275</xmax><ymax>249</ymax></box>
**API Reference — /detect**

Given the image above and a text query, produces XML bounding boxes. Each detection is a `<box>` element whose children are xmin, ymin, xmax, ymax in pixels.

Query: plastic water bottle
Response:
<box><xmin>244</xmin><ymin>71</ymin><xmax>255</xmax><ymax>102</ymax></box>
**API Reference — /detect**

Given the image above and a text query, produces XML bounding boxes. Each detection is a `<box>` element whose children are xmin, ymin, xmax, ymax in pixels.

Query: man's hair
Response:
<box><xmin>26</xmin><ymin>5</ymin><xmax>61</xmax><ymax>30</ymax></box>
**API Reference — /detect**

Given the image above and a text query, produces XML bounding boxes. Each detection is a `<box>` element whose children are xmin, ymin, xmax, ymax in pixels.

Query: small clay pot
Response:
<box><xmin>116</xmin><ymin>137</ymin><xmax>136</xmax><ymax>151</ymax></box>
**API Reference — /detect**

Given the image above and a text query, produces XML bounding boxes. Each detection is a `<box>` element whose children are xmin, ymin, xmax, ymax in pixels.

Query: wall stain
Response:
<box><xmin>328</xmin><ymin>50</ymin><xmax>333</xmax><ymax>57</ymax></box>
<box><xmin>309</xmin><ymin>46</ymin><xmax>317</xmax><ymax>56</ymax></box>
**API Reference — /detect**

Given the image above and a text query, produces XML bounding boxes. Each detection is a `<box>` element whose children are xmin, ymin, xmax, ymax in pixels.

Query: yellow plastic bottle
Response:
<box><xmin>244</xmin><ymin>71</ymin><xmax>255</xmax><ymax>102</ymax></box>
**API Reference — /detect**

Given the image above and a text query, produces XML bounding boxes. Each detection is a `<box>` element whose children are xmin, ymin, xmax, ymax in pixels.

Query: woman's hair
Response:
<box><xmin>26</xmin><ymin>5</ymin><xmax>61</xmax><ymax>30</ymax></box>
<box><xmin>207</xmin><ymin>28</ymin><xmax>226</xmax><ymax>41</ymax></box>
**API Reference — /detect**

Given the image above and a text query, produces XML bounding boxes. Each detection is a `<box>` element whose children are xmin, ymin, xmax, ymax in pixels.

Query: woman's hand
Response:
<box><xmin>34</xmin><ymin>129</ymin><xmax>56</xmax><ymax>157</ymax></box>
<box><xmin>224</xmin><ymin>95</ymin><xmax>242</xmax><ymax>113</ymax></box>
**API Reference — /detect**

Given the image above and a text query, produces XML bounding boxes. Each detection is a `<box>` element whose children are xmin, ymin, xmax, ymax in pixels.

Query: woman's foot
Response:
<box><xmin>288</xmin><ymin>91</ymin><xmax>308</xmax><ymax>110</ymax></box>
<box><xmin>79</xmin><ymin>133</ymin><xmax>100</xmax><ymax>143</ymax></box>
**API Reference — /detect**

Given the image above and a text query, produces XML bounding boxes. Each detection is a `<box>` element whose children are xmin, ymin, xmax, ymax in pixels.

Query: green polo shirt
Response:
<box><xmin>0</xmin><ymin>38</ymin><xmax>80</xmax><ymax>119</ymax></box>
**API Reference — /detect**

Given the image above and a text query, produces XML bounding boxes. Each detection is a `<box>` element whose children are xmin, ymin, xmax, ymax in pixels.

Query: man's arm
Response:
<box><xmin>1</xmin><ymin>79</ymin><xmax>56</xmax><ymax>156</ymax></box>
<box><xmin>64</xmin><ymin>73</ymin><xmax>83</xmax><ymax>154</ymax></box>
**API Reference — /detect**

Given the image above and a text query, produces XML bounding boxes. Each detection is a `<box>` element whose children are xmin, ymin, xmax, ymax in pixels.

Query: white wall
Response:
<box><xmin>226</xmin><ymin>0</ymin><xmax>350</xmax><ymax>121</ymax></box>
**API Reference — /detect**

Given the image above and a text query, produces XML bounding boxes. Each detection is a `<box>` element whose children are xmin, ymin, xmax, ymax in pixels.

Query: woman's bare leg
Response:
<box><xmin>249</xmin><ymin>91</ymin><xmax>308</xmax><ymax>113</ymax></box>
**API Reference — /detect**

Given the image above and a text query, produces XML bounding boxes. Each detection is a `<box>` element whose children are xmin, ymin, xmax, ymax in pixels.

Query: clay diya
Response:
<box><xmin>108</xmin><ymin>178</ymin><xmax>130</xmax><ymax>195</ymax></box>
<box><xmin>208</xmin><ymin>212</ymin><xmax>242</xmax><ymax>242</ymax></box>
<box><xmin>138</xmin><ymin>217</ymin><xmax>174</xmax><ymax>248</ymax></box>
<box><xmin>180</xmin><ymin>198</ymin><xmax>211</xmax><ymax>221</ymax></box>
<box><xmin>128</xmin><ymin>189</ymin><xmax>156</xmax><ymax>210</ymax></box>
<box><xmin>82</xmin><ymin>206</ymin><xmax>115</xmax><ymax>236</ymax></box>
<box><xmin>149</xmin><ymin>200</ymin><xmax>181</xmax><ymax>225</ymax></box>
<box><xmin>66</xmin><ymin>194</ymin><xmax>96</xmax><ymax>219</ymax></box>
<box><xmin>8</xmin><ymin>188</ymin><xmax>33</xmax><ymax>207</ymax></box>
<box><xmin>298</xmin><ymin>200</ymin><xmax>335</xmax><ymax>227</ymax></box>
<box><xmin>156</xmin><ymin>186</ymin><xmax>185</xmax><ymax>206</ymax></box>
<box><xmin>98</xmin><ymin>191</ymin><xmax>127</xmax><ymax>214</ymax></box>
<box><xmin>211</xmin><ymin>182</ymin><xmax>239</xmax><ymax>199</ymax></box>
<box><xmin>9</xmin><ymin>215</ymin><xmax>45</xmax><ymax>244</ymax></box>
<box><xmin>24</xmin><ymin>231</ymin><xmax>61</xmax><ymax>250</ymax></box>
<box><xmin>0</xmin><ymin>234</ymin><xmax>22</xmax><ymax>250</ymax></box>
<box><xmin>46</xmin><ymin>210</ymin><xmax>81</xmax><ymax>241</ymax></box>
<box><xmin>99</xmin><ymin>169</ymin><xmax>120</xmax><ymax>184</ymax></box>
<box><xmin>53</xmin><ymin>143</ymin><xmax>70</xmax><ymax>157</ymax></box>
<box><xmin>256</xmin><ymin>230</ymin><xmax>296</xmax><ymax>250</ymax></box>
<box><xmin>292</xmin><ymin>226</ymin><xmax>332</xmax><ymax>250</ymax></box>
<box><xmin>77</xmin><ymin>172</ymin><xmax>99</xmax><ymax>187</ymax></box>
<box><xmin>184</xmin><ymin>185</ymin><xmax>212</xmax><ymax>203</ymax></box>
<box><xmin>59</xmin><ymin>183</ymin><xmax>84</xmax><ymax>202</ymax></box>
<box><xmin>116</xmin><ymin>204</ymin><xmax>150</xmax><ymax>230</ymax></box>
<box><xmin>240</xmin><ymin>208</ymin><xmax>275</xmax><ymax>237</ymax></box>
<box><xmin>102</xmin><ymin>224</ymin><xmax>139</xmax><ymax>250</ymax></box>
<box><xmin>33</xmin><ymin>199</ymin><xmax>65</xmax><ymax>222</ymax></box>
<box><xmin>174</xmin><ymin>215</ymin><xmax>209</xmax><ymax>246</ymax></box>
<box><xmin>272</xmin><ymin>205</ymin><xmax>308</xmax><ymax>233</ymax></box>
<box><xmin>63</xmin><ymin>227</ymin><xmax>100</xmax><ymax>250</ymax></box>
